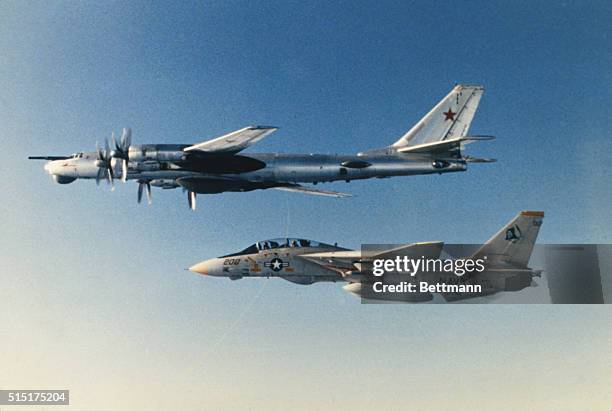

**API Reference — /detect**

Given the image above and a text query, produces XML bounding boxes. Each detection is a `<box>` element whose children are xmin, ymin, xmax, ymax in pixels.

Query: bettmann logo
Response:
<box><xmin>505</xmin><ymin>225</ymin><xmax>522</xmax><ymax>243</ymax></box>
<box><xmin>264</xmin><ymin>258</ymin><xmax>289</xmax><ymax>272</ymax></box>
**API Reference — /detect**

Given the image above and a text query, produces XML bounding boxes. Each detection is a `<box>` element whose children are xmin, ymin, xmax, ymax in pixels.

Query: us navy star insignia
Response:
<box><xmin>264</xmin><ymin>258</ymin><xmax>289</xmax><ymax>272</ymax></box>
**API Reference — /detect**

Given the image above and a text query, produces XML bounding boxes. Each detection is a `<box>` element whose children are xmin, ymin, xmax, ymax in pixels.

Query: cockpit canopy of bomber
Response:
<box><xmin>220</xmin><ymin>238</ymin><xmax>341</xmax><ymax>257</ymax></box>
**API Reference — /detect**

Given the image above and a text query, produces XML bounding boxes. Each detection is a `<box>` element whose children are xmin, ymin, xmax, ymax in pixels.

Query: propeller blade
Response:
<box><xmin>145</xmin><ymin>182</ymin><xmax>152</xmax><ymax>205</ymax></box>
<box><xmin>121</xmin><ymin>159</ymin><xmax>128</xmax><ymax>182</ymax></box>
<box><xmin>137</xmin><ymin>182</ymin><xmax>144</xmax><ymax>204</ymax></box>
<box><xmin>121</xmin><ymin>128</ymin><xmax>132</xmax><ymax>148</ymax></box>
<box><xmin>96</xmin><ymin>168</ymin><xmax>104</xmax><ymax>186</ymax></box>
<box><xmin>106</xmin><ymin>167</ymin><xmax>115</xmax><ymax>191</ymax></box>
<box><xmin>96</xmin><ymin>141</ymin><xmax>103</xmax><ymax>160</ymax></box>
<box><xmin>110</xmin><ymin>132</ymin><xmax>116</xmax><ymax>152</ymax></box>
<box><xmin>137</xmin><ymin>181</ymin><xmax>152</xmax><ymax>205</ymax></box>
<box><xmin>188</xmin><ymin>191</ymin><xmax>196</xmax><ymax>211</ymax></box>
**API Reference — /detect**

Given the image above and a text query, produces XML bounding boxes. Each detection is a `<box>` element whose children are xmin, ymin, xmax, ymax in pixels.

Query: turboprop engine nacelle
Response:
<box><xmin>134</xmin><ymin>162</ymin><xmax>162</xmax><ymax>172</ymax></box>
<box><xmin>128</xmin><ymin>145</ymin><xmax>186</xmax><ymax>163</ymax></box>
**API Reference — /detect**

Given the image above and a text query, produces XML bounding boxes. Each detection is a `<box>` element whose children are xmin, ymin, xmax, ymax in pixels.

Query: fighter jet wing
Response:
<box><xmin>296</xmin><ymin>250</ymin><xmax>362</xmax><ymax>277</ymax></box>
<box><xmin>300</xmin><ymin>242</ymin><xmax>443</xmax><ymax>267</ymax></box>
<box><xmin>273</xmin><ymin>184</ymin><xmax>352</xmax><ymax>198</ymax></box>
<box><xmin>297</xmin><ymin>250</ymin><xmax>361</xmax><ymax>269</ymax></box>
<box><xmin>184</xmin><ymin>125</ymin><xmax>278</xmax><ymax>154</ymax></box>
<box><xmin>298</xmin><ymin>241</ymin><xmax>444</xmax><ymax>280</ymax></box>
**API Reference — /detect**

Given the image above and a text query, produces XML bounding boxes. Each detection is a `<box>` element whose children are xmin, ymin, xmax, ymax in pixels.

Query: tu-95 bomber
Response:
<box><xmin>29</xmin><ymin>84</ymin><xmax>494</xmax><ymax>210</ymax></box>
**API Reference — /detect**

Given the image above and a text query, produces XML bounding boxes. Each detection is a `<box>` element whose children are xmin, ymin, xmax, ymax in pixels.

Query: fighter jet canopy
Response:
<box><xmin>257</xmin><ymin>238</ymin><xmax>337</xmax><ymax>250</ymax></box>
<box><xmin>220</xmin><ymin>238</ymin><xmax>340</xmax><ymax>257</ymax></box>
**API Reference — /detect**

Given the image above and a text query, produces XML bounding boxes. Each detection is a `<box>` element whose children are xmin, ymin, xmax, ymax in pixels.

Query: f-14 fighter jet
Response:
<box><xmin>189</xmin><ymin>211</ymin><xmax>544</xmax><ymax>302</ymax></box>
<box><xmin>30</xmin><ymin>84</ymin><xmax>493</xmax><ymax>210</ymax></box>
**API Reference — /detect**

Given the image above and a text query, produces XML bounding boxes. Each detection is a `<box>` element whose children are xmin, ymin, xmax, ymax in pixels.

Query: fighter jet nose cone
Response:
<box><xmin>189</xmin><ymin>261</ymin><xmax>209</xmax><ymax>275</ymax></box>
<box><xmin>342</xmin><ymin>283</ymin><xmax>362</xmax><ymax>296</ymax></box>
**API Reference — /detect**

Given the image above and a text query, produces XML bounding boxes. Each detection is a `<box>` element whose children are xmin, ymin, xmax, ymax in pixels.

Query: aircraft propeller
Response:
<box><xmin>137</xmin><ymin>180</ymin><xmax>152</xmax><ymax>205</ymax></box>
<box><xmin>95</xmin><ymin>139</ymin><xmax>115</xmax><ymax>190</ymax></box>
<box><xmin>111</xmin><ymin>127</ymin><xmax>132</xmax><ymax>182</ymax></box>
<box><xmin>188</xmin><ymin>191</ymin><xmax>196</xmax><ymax>211</ymax></box>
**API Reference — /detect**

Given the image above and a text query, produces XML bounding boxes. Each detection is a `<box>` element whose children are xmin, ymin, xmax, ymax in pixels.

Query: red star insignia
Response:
<box><xmin>443</xmin><ymin>108</ymin><xmax>456</xmax><ymax>121</ymax></box>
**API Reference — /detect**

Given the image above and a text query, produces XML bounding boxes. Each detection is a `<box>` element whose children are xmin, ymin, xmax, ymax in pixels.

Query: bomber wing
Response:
<box><xmin>184</xmin><ymin>125</ymin><xmax>278</xmax><ymax>154</ymax></box>
<box><xmin>273</xmin><ymin>184</ymin><xmax>352</xmax><ymax>198</ymax></box>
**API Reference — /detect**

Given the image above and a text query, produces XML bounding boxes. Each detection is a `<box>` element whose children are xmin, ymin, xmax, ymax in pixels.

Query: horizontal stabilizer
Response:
<box><xmin>464</xmin><ymin>156</ymin><xmax>497</xmax><ymax>163</ymax></box>
<box><xmin>396</xmin><ymin>136</ymin><xmax>495</xmax><ymax>154</ymax></box>
<box><xmin>457</xmin><ymin>135</ymin><xmax>496</xmax><ymax>145</ymax></box>
<box><xmin>274</xmin><ymin>184</ymin><xmax>352</xmax><ymax>198</ymax></box>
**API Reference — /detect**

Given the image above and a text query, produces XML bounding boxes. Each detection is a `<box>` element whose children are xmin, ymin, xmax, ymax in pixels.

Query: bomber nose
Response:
<box><xmin>44</xmin><ymin>160</ymin><xmax>68</xmax><ymax>176</ymax></box>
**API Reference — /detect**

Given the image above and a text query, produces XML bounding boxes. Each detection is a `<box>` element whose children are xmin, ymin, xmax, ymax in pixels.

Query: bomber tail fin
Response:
<box><xmin>359</xmin><ymin>84</ymin><xmax>488</xmax><ymax>157</ymax></box>
<box><xmin>392</xmin><ymin>84</ymin><xmax>484</xmax><ymax>150</ymax></box>
<box><xmin>473</xmin><ymin>211</ymin><xmax>545</xmax><ymax>268</ymax></box>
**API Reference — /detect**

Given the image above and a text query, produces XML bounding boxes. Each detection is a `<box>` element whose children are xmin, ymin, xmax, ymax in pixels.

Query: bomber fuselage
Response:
<box><xmin>43</xmin><ymin>145</ymin><xmax>467</xmax><ymax>193</ymax></box>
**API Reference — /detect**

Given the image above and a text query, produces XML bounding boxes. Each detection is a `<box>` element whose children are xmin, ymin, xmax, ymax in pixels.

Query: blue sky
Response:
<box><xmin>1</xmin><ymin>1</ymin><xmax>611</xmax><ymax>409</ymax></box>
